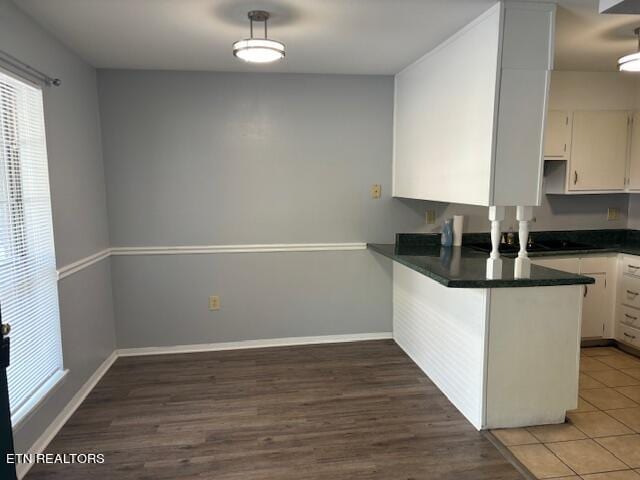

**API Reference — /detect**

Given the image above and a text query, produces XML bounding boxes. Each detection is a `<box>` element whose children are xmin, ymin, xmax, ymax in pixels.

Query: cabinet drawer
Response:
<box><xmin>530</xmin><ymin>257</ymin><xmax>580</xmax><ymax>274</ymax></box>
<box><xmin>621</xmin><ymin>275</ymin><xmax>640</xmax><ymax>308</ymax></box>
<box><xmin>580</xmin><ymin>256</ymin><xmax>611</xmax><ymax>274</ymax></box>
<box><xmin>622</xmin><ymin>256</ymin><xmax>640</xmax><ymax>278</ymax></box>
<box><xmin>619</xmin><ymin>323</ymin><xmax>640</xmax><ymax>348</ymax></box>
<box><xmin>619</xmin><ymin>305</ymin><xmax>640</xmax><ymax>329</ymax></box>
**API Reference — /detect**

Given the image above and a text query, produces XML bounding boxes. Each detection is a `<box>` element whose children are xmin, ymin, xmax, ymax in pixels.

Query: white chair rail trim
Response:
<box><xmin>56</xmin><ymin>248</ymin><xmax>111</xmax><ymax>280</ymax></box>
<box><xmin>56</xmin><ymin>243</ymin><xmax>368</xmax><ymax>280</ymax></box>
<box><xmin>111</xmin><ymin>242</ymin><xmax>367</xmax><ymax>255</ymax></box>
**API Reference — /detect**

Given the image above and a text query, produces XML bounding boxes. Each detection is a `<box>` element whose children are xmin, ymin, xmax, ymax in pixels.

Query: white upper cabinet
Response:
<box><xmin>393</xmin><ymin>2</ymin><xmax>555</xmax><ymax>207</ymax></box>
<box><xmin>543</xmin><ymin>72</ymin><xmax>640</xmax><ymax>195</ymax></box>
<box><xmin>569</xmin><ymin>111</ymin><xmax>629</xmax><ymax>191</ymax></box>
<box><xmin>543</xmin><ymin>111</ymin><xmax>571</xmax><ymax>159</ymax></box>
<box><xmin>628</xmin><ymin>113</ymin><xmax>640</xmax><ymax>190</ymax></box>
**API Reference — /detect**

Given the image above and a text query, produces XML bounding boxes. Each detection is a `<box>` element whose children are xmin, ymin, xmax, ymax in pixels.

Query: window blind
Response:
<box><xmin>0</xmin><ymin>69</ymin><xmax>63</xmax><ymax>424</ymax></box>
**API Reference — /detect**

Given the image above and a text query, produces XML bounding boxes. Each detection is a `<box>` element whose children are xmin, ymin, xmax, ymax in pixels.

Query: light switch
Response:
<box><xmin>209</xmin><ymin>295</ymin><xmax>220</xmax><ymax>311</ymax></box>
<box><xmin>371</xmin><ymin>184</ymin><xmax>381</xmax><ymax>199</ymax></box>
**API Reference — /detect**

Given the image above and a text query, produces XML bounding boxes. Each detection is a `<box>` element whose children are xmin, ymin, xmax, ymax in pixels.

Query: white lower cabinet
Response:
<box><xmin>532</xmin><ymin>255</ymin><xmax>617</xmax><ymax>339</ymax></box>
<box><xmin>617</xmin><ymin>255</ymin><xmax>640</xmax><ymax>348</ymax></box>
<box><xmin>620</xmin><ymin>275</ymin><xmax>640</xmax><ymax>309</ymax></box>
<box><xmin>618</xmin><ymin>305</ymin><xmax>640</xmax><ymax>329</ymax></box>
<box><xmin>530</xmin><ymin>256</ymin><xmax>579</xmax><ymax>274</ymax></box>
<box><xmin>581</xmin><ymin>273</ymin><xmax>607</xmax><ymax>338</ymax></box>
<box><xmin>533</xmin><ymin>252</ymin><xmax>640</xmax><ymax>346</ymax></box>
<box><xmin>619</xmin><ymin>324</ymin><xmax>640</xmax><ymax>348</ymax></box>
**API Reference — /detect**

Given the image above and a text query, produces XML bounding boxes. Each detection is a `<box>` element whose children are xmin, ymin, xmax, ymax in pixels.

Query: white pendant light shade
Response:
<box><xmin>233</xmin><ymin>39</ymin><xmax>285</xmax><ymax>63</ymax></box>
<box><xmin>233</xmin><ymin>11</ymin><xmax>285</xmax><ymax>64</ymax></box>
<box><xmin>619</xmin><ymin>52</ymin><xmax>640</xmax><ymax>71</ymax></box>
<box><xmin>619</xmin><ymin>27</ymin><xmax>640</xmax><ymax>72</ymax></box>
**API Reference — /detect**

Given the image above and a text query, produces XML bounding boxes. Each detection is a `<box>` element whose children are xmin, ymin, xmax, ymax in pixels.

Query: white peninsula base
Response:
<box><xmin>393</xmin><ymin>262</ymin><xmax>583</xmax><ymax>430</ymax></box>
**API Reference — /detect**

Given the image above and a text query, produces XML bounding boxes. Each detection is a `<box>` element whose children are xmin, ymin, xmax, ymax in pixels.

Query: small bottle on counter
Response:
<box><xmin>441</xmin><ymin>219</ymin><xmax>453</xmax><ymax>247</ymax></box>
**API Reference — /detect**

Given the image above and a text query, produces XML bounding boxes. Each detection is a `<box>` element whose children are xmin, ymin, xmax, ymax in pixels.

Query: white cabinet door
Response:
<box><xmin>531</xmin><ymin>256</ymin><xmax>614</xmax><ymax>339</ymax></box>
<box><xmin>628</xmin><ymin>113</ymin><xmax>640</xmax><ymax>190</ymax></box>
<box><xmin>568</xmin><ymin>111</ymin><xmax>629</xmax><ymax>191</ymax></box>
<box><xmin>582</xmin><ymin>273</ymin><xmax>607</xmax><ymax>338</ymax></box>
<box><xmin>544</xmin><ymin>110</ymin><xmax>571</xmax><ymax>159</ymax></box>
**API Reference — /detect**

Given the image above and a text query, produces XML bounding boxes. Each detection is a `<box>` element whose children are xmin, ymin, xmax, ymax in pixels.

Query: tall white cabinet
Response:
<box><xmin>393</xmin><ymin>2</ymin><xmax>555</xmax><ymax>207</ymax></box>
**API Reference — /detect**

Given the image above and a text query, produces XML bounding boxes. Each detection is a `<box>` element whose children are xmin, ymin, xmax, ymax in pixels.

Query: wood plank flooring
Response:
<box><xmin>26</xmin><ymin>340</ymin><xmax>523</xmax><ymax>479</ymax></box>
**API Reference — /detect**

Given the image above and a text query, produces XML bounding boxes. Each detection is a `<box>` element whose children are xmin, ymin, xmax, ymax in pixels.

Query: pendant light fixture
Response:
<box><xmin>618</xmin><ymin>27</ymin><xmax>640</xmax><ymax>72</ymax></box>
<box><xmin>233</xmin><ymin>11</ymin><xmax>285</xmax><ymax>63</ymax></box>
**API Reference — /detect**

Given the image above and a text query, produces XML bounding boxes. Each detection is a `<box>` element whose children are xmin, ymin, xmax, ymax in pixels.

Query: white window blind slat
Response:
<box><xmin>0</xmin><ymin>70</ymin><xmax>63</xmax><ymax>423</ymax></box>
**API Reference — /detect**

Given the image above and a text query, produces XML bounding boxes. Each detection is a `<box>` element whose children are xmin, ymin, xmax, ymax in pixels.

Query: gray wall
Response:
<box><xmin>98</xmin><ymin>69</ymin><xmax>631</xmax><ymax>348</ymax></box>
<box><xmin>112</xmin><ymin>251</ymin><xmax>391</xmax><ymax>348</ymax></box>
<box><xmin>417</xmin><ymin>194</ymin><xmax>630</xmax><ymax>234</ymax></box>
<box><xmin>628</xmin><ymin>195</ymin><xmax>640</xmax><ymax>229</ymax></box>
<box><xmin>1</xmin><ymin>0</ymin><xmax>116</xmax><ymax>453</ymax></box>
<box><xmin>98</xmin><ymin>70</ymin><xmax>424</xmax><ymax>245</ymax></box>
<box><xmin>98</xmin><ymin>70</ymin><xmax>426</xmax><ymax>348</ymax></box>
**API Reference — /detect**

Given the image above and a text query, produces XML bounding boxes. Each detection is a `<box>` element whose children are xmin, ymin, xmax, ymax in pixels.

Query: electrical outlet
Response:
<box><xmin>426</xmin><ymin>210</ymin><xmax>436</xmax><ymax>224</ymax></box>
<box><xmin>607</xmin><ymin>207</ymin><xmax>619</xmax><ymax>221</ymax></box>
<box><xmin>370</xmin><ymin>184</ymin><xmax>381</xmax><ymax>199</ymax></box>
<box><xmin>209</xmin><ymin>295</ymin><xmax>220</xmax><ymax>311</ymax></box>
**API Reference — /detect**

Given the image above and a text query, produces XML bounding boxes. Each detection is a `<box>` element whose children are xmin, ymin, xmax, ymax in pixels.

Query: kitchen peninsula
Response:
<box><xmin>370</xmin><ymin>234</ymin><xmax>593</xmax><ymax>430</ymax></box>
<box><xmin>377</xmin><ymin>0</ymin><xmax>591</xmax><ymax>432</ymax></box>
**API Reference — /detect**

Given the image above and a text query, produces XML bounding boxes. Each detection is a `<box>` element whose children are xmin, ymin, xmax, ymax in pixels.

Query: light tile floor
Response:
<box><xmin>492</xmin><ymin>346</ymin><xmax>640</xmax><ymax>480</ymax></box>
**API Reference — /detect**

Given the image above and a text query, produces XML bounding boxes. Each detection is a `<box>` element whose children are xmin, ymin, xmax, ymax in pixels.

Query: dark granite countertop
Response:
<box><xmin>368</xmin><ymin>242</ymin><xmax>595</xmax><ymax>288</ymax></box>
<box><xmin>369</xmin><ymin>229</ymin><xmax>640</xmax><ymax>288</ymax></box>
<box><xmin>368</xmin><ymin>229</ymin><xmax>640</xmax><ymax>288</ymax></box>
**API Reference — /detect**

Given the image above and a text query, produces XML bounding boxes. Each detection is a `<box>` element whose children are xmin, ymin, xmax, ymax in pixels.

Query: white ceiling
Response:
<box><xmin>12</xmin><ymin>0</ymin><xmax>640</xmax><ymax>74</ymax></box>
<box><xmin>12</xmin><ymin>0</ymin><xmax>497</xmax><ymax>75</ymax></box>
<box><xmin>555</xmin><ymin>0</ymin><xmax>640</xmax><ymax>71</ymax></box>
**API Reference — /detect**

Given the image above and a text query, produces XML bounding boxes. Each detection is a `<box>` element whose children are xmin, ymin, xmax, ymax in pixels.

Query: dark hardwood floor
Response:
<box><xmin>27</xmin><ymin>340</ymin><xmax>523</xmax><ymax>479</ymax></box>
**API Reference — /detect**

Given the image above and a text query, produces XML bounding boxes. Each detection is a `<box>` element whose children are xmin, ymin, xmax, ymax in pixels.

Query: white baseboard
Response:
<box><xmin>117</xmin><ymin>332</ymin><xmax>393</xmax><ymax>357</ymax></box>
<box><xmin>16</xmin><ymin>332</ymin><xmax>392</xmax><ymax>478</ymax></box>
<box><xmin>16</xmin><ymin>351</ymin><xmax>118</xmax><ymax>480</ymax></box>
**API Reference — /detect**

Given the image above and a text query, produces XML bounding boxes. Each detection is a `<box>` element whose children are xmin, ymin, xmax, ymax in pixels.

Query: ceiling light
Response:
<box><xmin>619</xmin><ymin>27</ymin><xmax>640</xmax><ymax>72</ymax></box>
<box><xmin>233</xmin><ymin>11</ymin><xmax>285</xmax><ymax>64</ymax></box>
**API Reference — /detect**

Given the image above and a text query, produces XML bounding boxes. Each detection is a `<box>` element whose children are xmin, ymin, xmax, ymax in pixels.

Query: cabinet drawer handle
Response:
<box><xmin>573</xmin><ymin>170</ymin><xmax>578</xmax><ymax>185</ymax></box>
<box><xmin>625</xmin><ymin>313</ymin><xmax>638</xmax><ymax>320</ymax></box>
<box><xmin>627</xmin><ymin>290</ymin><xmax>639</xmax><ymax>296</ymax></box>
<box><xmin>624</xmin><ymin>332</ymin><xmax>637</xmax><ymax>340</ymax></box>
<box><xmin>629</xmin><ymin>265</ymin><xmax>640</xmax><ymax>270</ymax></box>
<box><xmin>584</xmin><ymin>285</ymin><xmax>588</xmax><ymax>297</ymax></box>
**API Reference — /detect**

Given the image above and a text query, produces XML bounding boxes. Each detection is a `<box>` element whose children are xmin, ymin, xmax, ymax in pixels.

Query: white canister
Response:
<box><xmin>452</xmin><ymin>215</ymin><xmax>464</xmax><ymax>246</ymax></box>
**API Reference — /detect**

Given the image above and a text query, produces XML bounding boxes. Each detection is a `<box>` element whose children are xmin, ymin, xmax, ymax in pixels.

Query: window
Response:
<box><xmin>0</xmin><ymin>69</ymin><xmax>64</xmax><ymax>425</ymax></box>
